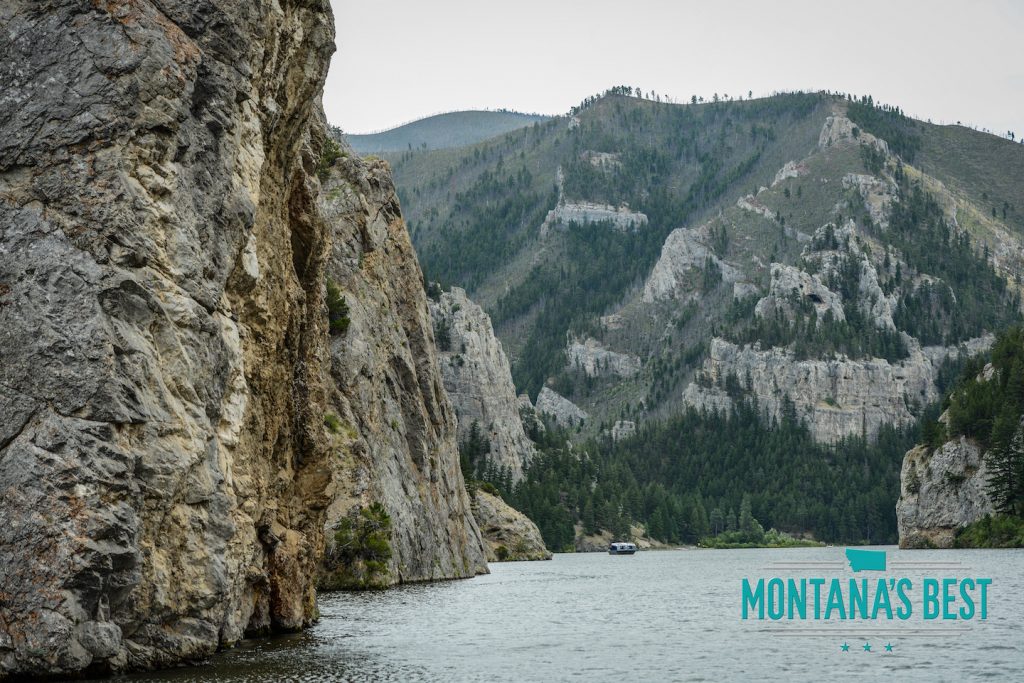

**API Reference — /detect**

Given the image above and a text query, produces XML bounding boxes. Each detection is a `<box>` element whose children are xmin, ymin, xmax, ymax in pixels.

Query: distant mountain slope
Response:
<box><xmin>390</xmin><ymin>91</ymin><xmax>1023</xmax><ymax>443</ymax></box>
<box><xmin>345</xmin><ymin>110</ymin><xmax>551</xmax><ymax>153</ymax></box>
<box><xmin>387</xmin><ymin>90</ymin><xmax>1024</xmax><ymax>547</ymax></box>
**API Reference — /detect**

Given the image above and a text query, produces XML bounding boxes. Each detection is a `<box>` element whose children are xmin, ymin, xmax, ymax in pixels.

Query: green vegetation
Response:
<box><xmin>726</xmin><ymin>169</ymin><xmax>1019</xmax><ymax>359</ymax></box>
<box><xmin>323</xmin><ymin>412</ymin><xmax>341</xmax><ymax>434</ymax></box>
<box><xmin>955</xmin><ymin>514</ymin><xmax>1024</xmax><ymax>548</ymax></box>
<box><xmin>846</xmin><ymin>97</ymin><xmax>921</xmax><ymax>162</ymax></box>
<box><xmin>496</xmin><ymin>222</ymin><xmax>679</xmax><ymax>396</ymax></box>
<box><xmin>433</xmin><ymin>314</ymin><xmax>452</xmax><ymax>352</ymax></box>
<box><xmin>318</xmin><ymin>136</ymin><xmax>342</xmax><ymax>181</ymax></box>
<box><xmin>323</xmin><ymin>503</ymin><xmax>393</xmax><ymax>590</ymax></box>
<box><xmin>392</xmin><ymin>92</ymin><xmax>1024</xmax><ymax>551</ymax></box>
<box><xmin>728</xmin><ymin>283</ymin><xmax>909</xmax><ymax>362</ymax></box>
<box><xmin>459</xmin><ymin>420</ymin><xmax>515</xmax><ymax>493</ymax></box>
<box><xmin>701</xmin><ymin>529</ymin><xmax>824</xmax><ymax>549</ymax></box>
<box><xmin>942</xmin><ymin>327</ymin><xmax>1024</xmax><ymax>515</ymax></box>
<box><xmin>417</xmin><ymin>167</ymin><xmax>555</xmax><ymax>294</ymax></box>
<box><xmin>500</xmin><ymin>400</ymin><xmax>919</xmax><ymax>550</ymax></box>
<box><xmin>403</xmin><ymin>91</ymin><xmax>826</xmax><ymax>398</ymax></box>
<box><xmin>883</xmin><ymin>175</ymin><xmax>1020</xmax><ymax>346</ymax></box>
<box><xmin>326</xmin><ymin>280</ymin><xmax>351</xmax><ymax>335</ymax></box>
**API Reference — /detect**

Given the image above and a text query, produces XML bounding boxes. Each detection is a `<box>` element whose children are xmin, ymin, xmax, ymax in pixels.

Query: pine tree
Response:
<box><xmin>710</xmin><ymin>508</ymin><xmax>724</xmax><ymax>535</ymax></box>
<box><xmin>739</xmin><ymin>494</ymin><xmax>765</xmax><ymax>543</ymax></box>
<box><xmin>987</xmin><ymin>412</ymin><xmax>1024</xmax><ymax>515</ymax></box>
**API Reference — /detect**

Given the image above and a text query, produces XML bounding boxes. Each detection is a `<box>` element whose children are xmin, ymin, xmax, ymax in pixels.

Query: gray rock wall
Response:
<box><xmin>428</xmin><ymin>288</ymin><xmax>535</xmax><ymax>482</ymax></box>
<box><xmin>471</xmin><ymin>490</ymin><xmax>551</xmax><ymax>562</ymax></box>
<box><xmin>566</xmin><ymin>337</ymin><xmax>641</xmax><ymax>378</ymax></box>
<box><xmin>0</xmin><ymin>0</ymin><xmax>336</xmax><ymax>675</ymax></box>
<box><xmin>319</xmin><ymin>157</ymin><xmax>488</xmax><ymax>586</ymax></box>
<box><xmin>535</xmin><ymin>387</ymin><xmax>588</xmax><ymax>428</ymax></box>
<box><xmin>684</xmin><ymin>337</ymin><xmax>989</xmax><ymax>443</ymax></box>
<box><xmin>897</xmin><ymin>439</ymin><xmax>994</xmax><ymax>548</ymax></box>
<box><xmin>0</xmin><ymin>1</ymin><xmax>487</xmax><ymax>677</ymax></box>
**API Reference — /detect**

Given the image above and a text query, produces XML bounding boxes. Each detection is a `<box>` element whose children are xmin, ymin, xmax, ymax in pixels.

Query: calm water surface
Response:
<box><xmin>108</xmin><ymin>547</ymin><xmax>1023</xmax><ymax>682</ymax></box>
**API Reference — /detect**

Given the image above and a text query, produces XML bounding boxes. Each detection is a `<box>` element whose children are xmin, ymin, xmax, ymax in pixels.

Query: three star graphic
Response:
<box><xmin>840</xmin><ymin>642</ymin><xmax>894</xmax><ymax>653</ymax></box>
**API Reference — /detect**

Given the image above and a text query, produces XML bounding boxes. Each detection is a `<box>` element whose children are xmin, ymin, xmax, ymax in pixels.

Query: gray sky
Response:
<box><xmin>325</xmin><ymin>0</ymin><xmax>1023</xmax><ymax>138</ymax></box>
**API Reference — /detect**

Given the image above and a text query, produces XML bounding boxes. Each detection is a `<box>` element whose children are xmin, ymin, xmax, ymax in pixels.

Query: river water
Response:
<box><xmin>106</xmin><ymin>547</ymin><xmax>1022</xmax><ymax>682</ymax></box>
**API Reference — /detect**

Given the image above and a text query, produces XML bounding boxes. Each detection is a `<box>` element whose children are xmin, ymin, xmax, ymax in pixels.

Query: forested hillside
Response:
<box><xmin>372</xmin><ymin>89</ymin><xmax>1024</xmax><ymax>546</ymax></box>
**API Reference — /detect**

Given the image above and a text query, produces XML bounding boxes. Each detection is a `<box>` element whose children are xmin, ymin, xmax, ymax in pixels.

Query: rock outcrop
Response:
<box><xmin>0</xmin><ymin>1</ymin><xmax>486</xmax><ymax>677</ymax></box>
<box><xmin>818</xmin><ymin>114</ymin><xmax>888</xmax><ymax>153</ymax></box>
<box><xmin>540</xmin><ymin>200</ymin><xmax>648</xmax><ymax>237</ymax></box>
<box><xmin>428</xmin><ymin>287</ymin><xmax>534</xmax><ymax>482</ymax></box>
<box><xmin>842</xmin><ymin>173</ymin><xmax>896</xmax><ymax>229</ymax></box>
<box><xmin>683</xmin><ymin>337</ymin><xmax>989</xmax><ymax>443</ymax></box>
<box><xmin>754</xmin><ymin>263</ymin><xmax>846</xmax><ymax>323</ymax></box>
<box><xmin>0</xmin><ymin>0</ymin><xmax>336</xmax><ymax>676</ymax></box>
<box><xmin>470</xmin><ymin>489</ymin><xmax>551</xmax><ymax>562</ymax></box>
<box><xmin>643</xmin><ymin>226</ymin><xmax>742</xmax><ymax>303</ymax></box>
<box><xmin>535</xmin><ymin>387</ymin><xmax>588</xmax><ymax>428</ymax></box>
<box><xmin>319</xmin><ymin>154</ymin><xmax>488</xmax><ymax>586</ymax></box>
<box><xmin>772</xmin><ymin>160</ymin><xmax>808</xmax><ymax>186</ymax></box>
<box><xmin>566</xmin><ymin>337</ymin><xmax>641</xmax><ymax>378</ymax></box>
<box><xmin>611</xmin><ymin>420</ymin><xmax>637</xmax><ymax>442</ymax></box>
<box><xmin>897</xmin><ymin>438</ymin><xmax>994</xmax><ymax>548</ymax></box>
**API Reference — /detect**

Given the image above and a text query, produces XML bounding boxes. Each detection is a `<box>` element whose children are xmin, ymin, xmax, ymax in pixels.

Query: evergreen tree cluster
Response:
<box><xmin>882</xmin><ymin>177</ymin><xmax>1020</xmax><ymax>345</ymax></box>
<box><xmin>942</xmin><ymin>327</ymin><xmax>1024</xmax><ymax>515</ymax></box>
<box><xmin>846</xmin><ymin>97</ymin><xmax>922</xmax><ymax>162</ymax></box>
<box><xmin>417</xmin><ymin>166</ymin><xmax>557</xmax><ymax>293</ymax></box>
<box><xmin>726</xmin><ymin>173</ymin><xmax>1019</xmax><ymax>361</ymax></box>
<box><xmin>500</xmin><ymin>401</ymin><xmax>919</xmax><ymax>550</ymax></box>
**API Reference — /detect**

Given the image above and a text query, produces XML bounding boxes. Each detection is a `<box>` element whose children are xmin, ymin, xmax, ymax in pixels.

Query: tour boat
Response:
<box><xmin>608</xmin><ymin>542</ymin><xmax>638</xmax><ymax>555</ymax></box>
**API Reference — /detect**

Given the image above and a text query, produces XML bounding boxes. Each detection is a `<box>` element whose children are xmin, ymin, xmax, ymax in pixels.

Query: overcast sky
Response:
<box><xmin>325</xmin><ymin>0</ymin><xmax>1023</xmax><ymax>138</ymax></box>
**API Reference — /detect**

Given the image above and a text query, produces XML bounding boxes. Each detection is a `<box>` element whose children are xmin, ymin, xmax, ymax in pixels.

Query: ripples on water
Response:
<box><xmin>104</xmin><ymin>548</ymin><xmax>1022</xmax><ymax>682</ymax></box>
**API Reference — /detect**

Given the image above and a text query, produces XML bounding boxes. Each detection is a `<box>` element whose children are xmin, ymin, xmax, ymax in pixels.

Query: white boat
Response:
<box><xmin>608</xmin><ymin>542</ymin><xmax>638</xmax><ymax>555</ymax></box>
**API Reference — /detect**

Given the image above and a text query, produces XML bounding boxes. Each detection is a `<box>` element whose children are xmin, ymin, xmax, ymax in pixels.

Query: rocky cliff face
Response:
<box><xmin>318</xmin><ymin>154</ymin><xmax>488</xmax><ymax>586</ymax></box>
<box><xmin>470</xmin><ymin>490</ymin><xmax>551</xmax><ymax>562</ymax></box>
<box><xmin>566</xmin><ymin>337</ymin><xmax>642</xmax><ymax>378</ymax></box>
<box><xmin>0</xmin><ymin>0</ymin><xmax>335</xmax><ymax>676</ymax></box>
<box><xmin>684</xmin><ymin>337</ymin><xmax>990</xmax><ymax>443</ymax></box>
<box><xmin>897</xmin><ymin>438</ymin><xmax>994</xmax><ymax>548</ymax></box>
<box><xmin>0</xmin><ymin>1</ymin><xmax>486</xmax><ymax>677</ymax></box>
<box><xmin>428</xmin><ymin>287</ymin><xmax>534</xmax><ymax>482</ymax></box>
<box><xmin>535</xmin><ymin>387</ymin><xmax>588</xmax><ymax>428</ymax></box>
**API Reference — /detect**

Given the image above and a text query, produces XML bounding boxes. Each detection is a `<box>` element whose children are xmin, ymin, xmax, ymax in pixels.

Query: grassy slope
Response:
<box><xmin>917</xmin><ymin>123</ymin><xmax>1024</xmax><ymax>235</ymax></box>
<box><xmin>346</xmin><ymin>110</ymin><xmax>550</xmax><ymax>153</ymax></box>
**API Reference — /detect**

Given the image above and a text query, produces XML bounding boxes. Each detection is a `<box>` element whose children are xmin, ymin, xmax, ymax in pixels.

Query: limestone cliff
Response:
<box><xmin>470</xmin><ymin>490</ymin><xmax>551</xmax><ymax>562</ymax></box>
<box><xmin>0</xmin><ymin>0</ymin><xmax>487</xmax><ymax>678</ymax></box>
<box><xmin>319</xmin><ymin>162</ymin><xmax>487</xmax><ymax>585</ymax></box>
<box><xmin>0</xmin><ymin>0</ymin><xmax>335</xmax><ymax>676</ymax></box>
<box><xmin>428</xmin><ymin>287</ymin><xmax>535</xmax><ymax>482</ymax></box>
<box><xmin>566</xmin><ymin>337</ymin><xmax>641</xmax><ymax>378</ymax></box>
<box><xmin>897</xmin><ymin>438</ymin><xmax>994</xmax><ymax>548</ymax></box>
<box><xmin>684</xmin><ymin>337</ymin><xmax>991</xmax><ymax>443</ymax></box>
<box><xmin>535</xmin><ymin>387</ymin><xmax>588</xmax><ymax>428</ymax></box>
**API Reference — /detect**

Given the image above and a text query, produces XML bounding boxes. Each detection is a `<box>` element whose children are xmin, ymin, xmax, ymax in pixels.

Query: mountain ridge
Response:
<box><xmin>345</xmin><ymin>110</ymin><xmax>551</xmax><ymax>154</ymax></box>
<box><xmin>380</xmin><ymin>89</ymin><xmax>1024</xmax><ymax>547</ymax></box>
